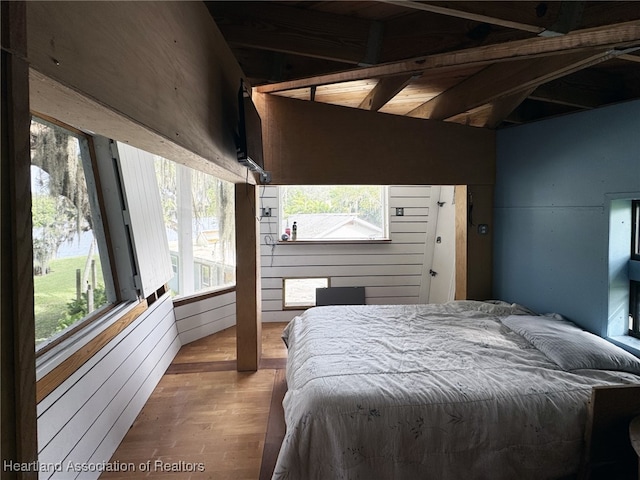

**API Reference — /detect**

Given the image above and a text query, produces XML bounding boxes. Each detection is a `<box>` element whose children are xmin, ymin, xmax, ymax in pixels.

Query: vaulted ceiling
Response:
<box><xmin>206</xmin><ymin>1</ymin><xmax>640</xmax><ymax>129</ymax></box>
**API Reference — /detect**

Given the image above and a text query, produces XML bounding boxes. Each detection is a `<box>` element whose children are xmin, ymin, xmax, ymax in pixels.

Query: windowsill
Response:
<box><xmin>36</xmin><ymin>300</ymin><xmax>144</xmax><ymax>378</ymax></box>
<box><xmin>171</xmin><ymin>284</ymin><xmax>236</xmax><ymax>307</ymax></box>
<box><xmin>278</xmin><ymin>239</ymin><xmax>391</xmax><ymax>245</ymax></box>
<box><xmin>609</xmin><ymin>335</ymin><xmax>640</xmax><ymax>357</ymax></box>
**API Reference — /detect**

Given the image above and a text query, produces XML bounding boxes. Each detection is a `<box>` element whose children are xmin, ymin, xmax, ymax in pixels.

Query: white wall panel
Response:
<box><xmin>114</xmin><ymin>142</ymin><xmax>173</xmax><ymax>298</ymax></box>
<box><xmin>174</xmin><ymin>290</ymin><xmax>237</xmax><ymax>344</ymax></box>
<box><xmin>259</xmin><ymin>185</ymin><xmax>439</xmax><ymax>322</ymax></box>
<box><xmin>36</xmin><ymin>295</ymin><xmax>179</xmax><ymax>479</ymax></box>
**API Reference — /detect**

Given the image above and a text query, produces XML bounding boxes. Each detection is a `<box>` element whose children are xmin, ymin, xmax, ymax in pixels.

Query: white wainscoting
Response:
<box><xmin>174</xmin><ymin>290</ymin><xmax>237</xmax><ymax>344</ymax></box>
<box><xmin>36</xmin><ymin>294</ymin><xmax>180</xmax><ymax>480</ymax></box>
<box><xmin>259</xmin><ymin>185</ymin><xmax>438</xmax><ymax>322</ymax></box>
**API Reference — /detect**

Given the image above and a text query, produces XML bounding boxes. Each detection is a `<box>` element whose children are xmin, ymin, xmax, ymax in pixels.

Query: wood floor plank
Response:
<box><xmin>100</xmin><ymin>322</ymin><xmax>289</xmax><ymax>480</ymax></box>
<box><xmin>259</xmin><ymin>369</ymin><xmax>287</xmax><ymax>480</ymax></box>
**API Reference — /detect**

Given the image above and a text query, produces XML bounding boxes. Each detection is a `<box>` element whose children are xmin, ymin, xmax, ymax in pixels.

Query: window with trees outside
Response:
<box><xmin>31</xmin><ymin>117</ymin><xmax>114</xmax><ymax>349</ymax></box>
<box><xmin>279</xmin><ymin>185</ymin><xmax>388</xmax><ymax>241</ymax></box>
<box><xmin>154</xmin><ymin>156</ymin><xmax>235</xmax><ymax>297</ymax></box>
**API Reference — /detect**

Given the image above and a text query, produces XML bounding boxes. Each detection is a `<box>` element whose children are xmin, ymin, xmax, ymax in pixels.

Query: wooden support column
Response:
<box><xmin>235</xmin><ymin>182</ymin><xmax>262</xmax><ymax>371</ymax></box>
<box><xmin>1</xmin><ymin>1</ymin><xmax>39</xmax><ymax>478</ymax></box>
<box><xmin>455</xmin><ymin>185</ymin><xmax>494</xmax><ymax>301</ymax></box>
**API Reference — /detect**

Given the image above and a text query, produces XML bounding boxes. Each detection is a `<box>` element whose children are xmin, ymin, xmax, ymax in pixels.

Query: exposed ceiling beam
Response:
<box><xmin>358</xmin><ymin>74</ymin><xmax>415</xmax><ymax>110</ymax></box>
<box><xmin>257</xmin><ymin>20</ymin><xmax>640</xmax><ymax>94</ymax></box>
<box><xmin>377</xmin><ymin>1</ymin><xmax>545</xmax><ymax>34</ymax></box>
<box><xmin>208</xmin><ymin>2</ymin><xmax>371</xmax><ymax>65</ymax></box>
<box><xmin>529</xmin><ymin>70</ymin><xmax>625</xmax><ymax>109</ymax></box>
<box><xmin>377</xmin><ymin>1</ymin><xmax>640</xmax><ymax>35</ymax></box>
<box><xmin>620</xmin><ymin>52</ymin><xmax>640</xmax><ymax>63</ymax></box>
<box><xmin>406</xmin><ymin>48</ymin><xmax>620</xmax><ymax>121</ymax></box>
<box><xmin>446</xmin><ymin>87</ymin><xmax>537</xmax><ymax>128</ymax></box>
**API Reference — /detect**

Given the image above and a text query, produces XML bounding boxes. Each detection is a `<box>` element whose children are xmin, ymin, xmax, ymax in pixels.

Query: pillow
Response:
<box><xmin>502</xmin><ymin>315</ymin><xmax>640</xmax><ymax>375</ymax></box>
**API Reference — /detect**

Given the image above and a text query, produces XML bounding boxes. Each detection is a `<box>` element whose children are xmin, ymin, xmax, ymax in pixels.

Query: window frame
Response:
<box><xmin>31</xmin><ymin>114</ymin><xmax>121</xmax><ymax>357</ymax></box>
<box><xmin>278</xmin><ymin>185</ymin><xmax>390</xmax><ymax>243</ymax></box>
<box><xmin>282</xmin><ymin>277</ymin><xmax>330</xmax><ymax>310</ymax></box>
<box><xmin>153</xmin><ymin>156</ymin><xmax>236</xmax><ymax>300</ymax></box>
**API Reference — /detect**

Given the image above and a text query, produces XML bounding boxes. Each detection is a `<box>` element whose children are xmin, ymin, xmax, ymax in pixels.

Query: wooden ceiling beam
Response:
<box><xmin>378</xmin><ymin>1</ymin><xmax>640</xmax><ymax>35</ymax></box>
<box><xmin>208</xmin><ymin>2</ymin><xmax>371</xmax><ymax>65</ymax></box>
<box><xmin>446</xmin><ymin>87</ymin><xmax>537</xmax><ymax>129</ymax></box>
<box><xmin>407</xmin><ymin>48</ymin><xmax>620</xmax><ymax>121</ymax></box>
<box><xmin>257</xmin><ymin>20</ymin><xmax>640</xmax><ymax>94</ymax></box>
<box><xmin>358</xmin><ymin>74</ymin><xmax>415</xmax><ymax>110</ymax></box>
<box><xmin>377</xmin><ymin>1</ymin><xmax>546</xmax><ymax>34</ymax></box>
<box><xmin>529</xmin><ymin>70</ymin><xmax>625</xmax><ymax>109</ymax></box>
<box><xmin>620</xmin><ymin>52</ymin><xmax>640</xmax><ymax>63</ymax></box>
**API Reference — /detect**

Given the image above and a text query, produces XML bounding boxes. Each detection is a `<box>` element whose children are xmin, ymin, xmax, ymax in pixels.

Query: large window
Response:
<box><xmin>279</xmin><ymin>185</ymin><xmax>388</xmax><ymax>241</ymax></box>
<box><xmin>31</xmin><ymin>117</ymin><xmax>114</xmax><ymax>348</ymax></box>
<box><xmin>154</xmin><ymin>157</ymin><xmax>235</xmax><ymax>297</ymax></box>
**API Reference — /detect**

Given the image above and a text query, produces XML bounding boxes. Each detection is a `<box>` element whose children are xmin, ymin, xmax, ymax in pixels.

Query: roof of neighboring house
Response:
<box><xmin>284</xmin><ymin>213</ymin><xmax>382</xmax><ymax>239</ymax></box>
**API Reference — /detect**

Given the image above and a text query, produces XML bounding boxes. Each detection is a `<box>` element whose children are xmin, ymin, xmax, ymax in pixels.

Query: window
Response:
<box><xmin>279</xmin><ymin>185</ymin><xmax>388</xmax><ymax>241</ymax></box>
<box><xmin>154</xmin><ymin>156</ymin><xmax>235</xmax><ymax>297</ymax></box>
<box><xmin>283</xmin><ymin>277</ymin><xmax>329</xmax><ymax>309</ymax></box>
<box><xmin>630</xmin><ymin>200</ymin><xmax>640</xmax><ymax>338</ymax></box>
<box><xmin>30</xmin><ymin>117</ymin><xmax>114</xmax><ymax>349</ymax></box>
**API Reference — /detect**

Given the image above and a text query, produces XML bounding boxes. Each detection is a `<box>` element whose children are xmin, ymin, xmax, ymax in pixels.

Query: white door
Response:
<box><xmin>419</xmin><ymin>186</ymin><xmax>456</xmax><ymax>304</ymax></box>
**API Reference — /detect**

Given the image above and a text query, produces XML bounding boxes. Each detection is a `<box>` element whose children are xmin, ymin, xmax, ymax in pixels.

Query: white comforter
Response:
<box><xmin>273</xmin><ymin>301</ymin><xmax>640</xmax><ymax>480</ymax></box>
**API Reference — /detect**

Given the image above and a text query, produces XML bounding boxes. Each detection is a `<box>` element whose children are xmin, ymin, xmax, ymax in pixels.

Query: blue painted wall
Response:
<box><xmin>494</xmin><ymin>100</ymin><xmax>640</xmax><ymax>336</ymax></box>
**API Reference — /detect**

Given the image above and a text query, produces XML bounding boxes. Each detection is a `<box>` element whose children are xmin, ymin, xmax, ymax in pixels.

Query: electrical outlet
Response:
<box><xmin>261</xmin><ymin>207</ymin><xmax>272</xmax><ymax>217</ymax></box>
<box><xmin>396</xmin><ymin>207</ymin><xmax>404</xmax><ymax>216</ymax></box>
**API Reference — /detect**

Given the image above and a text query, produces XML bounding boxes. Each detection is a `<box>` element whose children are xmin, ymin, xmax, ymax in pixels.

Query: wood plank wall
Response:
<box><xmin>36</xmin><ymin>295</ymin><xmax>179</xmax><ymax>479</ymax></box>
<box><xmin>259</xmin><ymin>185</ymin><xmax>436</xmax><ymax>322</ymax></box>
<box><xmin>26</xmin><ymin>1</ymin><xmax>247</xmax><ymax>184</ymax></box>
<box><xmin>174</xmin><ymin>291</ymin><xmax>237</xmax><ymax>345</ymax></box>
<box><xmin>1</xmin><ymin>2</ymin><xmax>39</xmax><ymax>477</ymax></box>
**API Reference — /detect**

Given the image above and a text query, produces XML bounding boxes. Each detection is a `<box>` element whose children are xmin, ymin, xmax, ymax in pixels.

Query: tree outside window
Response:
<box><xmin>30</xmin><ymin>118</ymin><xmax>111</xmax><ymax>347</ymax></box>
<box><xmin>154</xmin><ymin>156</ymin><xmax>236</xmax><ymax>296</ymax></box>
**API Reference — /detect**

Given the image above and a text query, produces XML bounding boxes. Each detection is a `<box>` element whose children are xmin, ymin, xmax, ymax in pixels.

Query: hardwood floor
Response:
<box><xmin>100</xmin><ymin>323</ymin><xmax>289</xmax><ymax>480</ymax></box>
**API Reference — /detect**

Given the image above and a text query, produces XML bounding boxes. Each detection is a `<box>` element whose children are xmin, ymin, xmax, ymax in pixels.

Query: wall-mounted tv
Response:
<box><xmin>236</xmin><ymin>79</ymin><xmax>265</xmax><ymax>175</ymax></box>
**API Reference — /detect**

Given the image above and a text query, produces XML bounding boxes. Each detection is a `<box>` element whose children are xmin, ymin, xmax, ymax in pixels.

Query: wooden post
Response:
<box><xmin>235</xmin><ymin>182</ymin><xmax>262</xmax><ymax>371</ymax></box>
<box><xmin>76</xmin><ymin>268</ymin><xmax>82</xmax><ymax>301</ymax></box>
<box><xmin>455</xmin><ymin>184</ymin><xmax>494</xmax><ymax>300</ymax></box>
<box><xmin>1</xmin><ymin>1</ymin><xmax>39</xmax><ymax>478</ymax></box>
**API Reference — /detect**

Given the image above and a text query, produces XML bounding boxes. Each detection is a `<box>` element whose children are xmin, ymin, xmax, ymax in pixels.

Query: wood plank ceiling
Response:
<box><xmin>206</xmin><ymin>1</ymin><xmax>640</xmax><ymax>129</ymax></box>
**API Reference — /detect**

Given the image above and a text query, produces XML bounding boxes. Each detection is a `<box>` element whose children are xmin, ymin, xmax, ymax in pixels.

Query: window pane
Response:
<box><xmin>284</xmin><ymin>278</ymin><xmax>329</xmax><ymax>308</ymax></box>
<box><xmin>31</xmin><ymin>118</ymin><xmax>111</xmax><ymax>347</ymax></box>
<box><xmin>154</xmin><ymin>157</ymin><xmax>236</xmax><ymax>296</ymax></box>
<box><xmin>280</xmin><ymin>185</ymin><xmax>387</xmax><ymax>240</ymax></box>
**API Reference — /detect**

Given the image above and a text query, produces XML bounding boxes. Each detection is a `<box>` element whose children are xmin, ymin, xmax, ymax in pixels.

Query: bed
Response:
<box><xmin>272</xmin><ymin>300</ymin><xmax>640</xmax><ymax>480</ymax></box>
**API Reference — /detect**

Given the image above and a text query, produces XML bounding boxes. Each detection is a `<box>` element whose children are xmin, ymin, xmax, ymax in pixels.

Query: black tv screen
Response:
<box><xmin>236</xmin><ymin>80</ymin><xmax>264</xmax><ymax>172</ymax></box>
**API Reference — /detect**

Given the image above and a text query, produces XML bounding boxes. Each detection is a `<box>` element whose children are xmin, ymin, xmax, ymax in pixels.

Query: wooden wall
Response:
<box><xmin>26</xmin><ymin>1</ymin><xmax>248</xmax><ymax>184</ymax></box>
<box><xmin>1</xmin><ymin>2</ymin><xmax>39</xmax><ymax>477</ymax></box>
<box><xmin>255</xmin><ymin>93</ymin><xmax>495</xmax><ymax>186</ymax></box>
<box><xmin>260</xmin><ymin>185</ymin><xmax>442</xmax><ymax>322</ymax></box>
<box><xmin>36</xmin><ymin>295</ymin><xmax>179</xmax><ymax>479</ymax></box>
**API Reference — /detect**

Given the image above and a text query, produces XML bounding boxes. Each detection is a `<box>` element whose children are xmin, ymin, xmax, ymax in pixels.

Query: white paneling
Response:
<box><xmin>174</xmin><ymin>290</ymin><xmax>237</xmax><ymax>344</ymax></box>
<box><xmin>179</xmin><ymin>315</ymin><xmax>236</xmax><ymax>345</ymax></box>
<box><xmin>262</xmin><ymin>310</ymin><xmax>302</xmax><ymax>323</ymax></box>
<box><xmin>36</xmin><ymin>295</ymin><xmax>179</xmax><ymax>479</ymax></box>
<box><xmin>114</xmin><ymin>142</ymin><xmax>173</xmax><ymax>298</ymax></box>
<box><xmin>260</xmin><ymin>185</ymin><xmax>437</xmax><ymax>321</ymax></box>
<box><xmin>173</xmin><ymin>291</ymin><xmax>236</xmax><ymax>320</ymax></box>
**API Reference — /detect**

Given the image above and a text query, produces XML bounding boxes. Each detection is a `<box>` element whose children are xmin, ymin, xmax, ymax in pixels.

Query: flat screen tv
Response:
<box><xmin>236</xmin><ymin>80</ymin><xmax>265</xmax><ymax>173</ymax></box>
